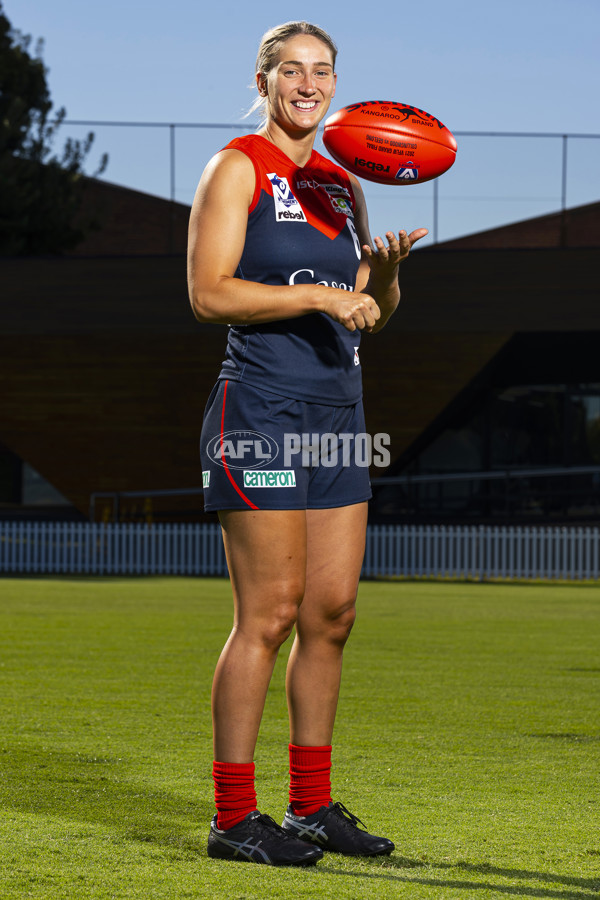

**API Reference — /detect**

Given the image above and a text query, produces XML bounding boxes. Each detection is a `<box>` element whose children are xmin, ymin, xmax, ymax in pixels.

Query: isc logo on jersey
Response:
<box><xmin>268</xmin><ymin>173</ymin><xmax>307</xmax><ymax>223</ymax></box>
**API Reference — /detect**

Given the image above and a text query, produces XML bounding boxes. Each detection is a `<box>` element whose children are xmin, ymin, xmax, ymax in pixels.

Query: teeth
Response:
<box><xmin>295</xmin><ymin>101</ymin><xmax>316</xmax><ymax>109</ymax></box>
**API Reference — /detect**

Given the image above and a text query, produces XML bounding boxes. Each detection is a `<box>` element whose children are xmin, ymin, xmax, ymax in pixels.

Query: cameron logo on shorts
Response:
<box><xmin>207</xmin><ymin>430</ymin><xmax>279</xmax><ymax>470</ymax></box>
<box><xmin>243</xmin><ymin>470</ymin><xmax>297</xmax><ymax>488</ymax></box>
<box><xmin>268</xmin><ymin>173</ymin><xmax>307</xmax><ymax>223</ymax></box>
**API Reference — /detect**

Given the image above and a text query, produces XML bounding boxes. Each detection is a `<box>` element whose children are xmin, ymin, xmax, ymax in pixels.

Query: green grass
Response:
<box><xmin>0</xmin><ymin>576</ymin><xmax>599</xmax><ymax>899</ymax></box>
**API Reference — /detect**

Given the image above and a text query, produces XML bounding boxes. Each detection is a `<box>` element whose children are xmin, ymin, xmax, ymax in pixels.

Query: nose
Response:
<box><xmin>299</xmin><ymin>72</ymin><xmax>317</xmax><ymax>94</ymax></box>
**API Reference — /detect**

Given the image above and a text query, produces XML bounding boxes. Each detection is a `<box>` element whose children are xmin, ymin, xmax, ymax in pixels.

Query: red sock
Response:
<box><xmin>289</xmin><ymin>744</ymin><xmax>332</xmax><ymax>817</ymax></box>
<box><xmin>212</xmin><ymin>760</ymin><xmax>257</xmax><ymax>830</ymax></box>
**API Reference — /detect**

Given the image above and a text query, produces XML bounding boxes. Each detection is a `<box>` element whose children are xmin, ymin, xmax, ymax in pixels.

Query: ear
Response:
<box><xmin>332</xmin><ymin>72</ymin><xmax>337</xmax><ymax>99</ymax></box>
<box><xmin>255</xmin><ymin>72</ymin><xmax>267</xmax><ymax>97</ymax></box>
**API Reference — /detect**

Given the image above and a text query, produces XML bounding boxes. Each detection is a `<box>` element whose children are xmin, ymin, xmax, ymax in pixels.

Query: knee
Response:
<box><xmin>322</xmin><ymin>599</ymin><xmax>357</xmax><ymax>647</ymax></box>
<box><xmin>259</xmin><ymin>589</ymin><xmax>303</xmax><ymax>652</ymax></box>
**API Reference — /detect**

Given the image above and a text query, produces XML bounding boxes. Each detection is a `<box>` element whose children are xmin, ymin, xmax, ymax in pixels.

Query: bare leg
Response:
<box><xmin>285</xmin><ymin>502</ymin><xmax>368</xmax><ymax>747</ymax></box>
<box><xmin>213</xmin><ymin>509</ymin><xmax>307</xmax><ymax>763</ymax></box>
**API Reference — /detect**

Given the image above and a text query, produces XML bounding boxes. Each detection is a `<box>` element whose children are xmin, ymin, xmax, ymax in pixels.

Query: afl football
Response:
<box><xmin>323</xmin><ymin>101</ymin><xmax>457</xmax><ymax>185</ymax></box>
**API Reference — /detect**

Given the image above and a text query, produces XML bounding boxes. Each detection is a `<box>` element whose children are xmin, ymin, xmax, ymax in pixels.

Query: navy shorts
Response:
<box><xmin>200</xmin><ymin>379</ymin><xmax>372</xmax><ymax>512</ymax></box>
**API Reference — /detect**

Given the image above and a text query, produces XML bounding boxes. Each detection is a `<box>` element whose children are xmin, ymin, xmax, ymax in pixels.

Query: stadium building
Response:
<box><xmin>1</xmin><ymin>177</ymin><xmax>599</xmax><ymax>524</ymax></box>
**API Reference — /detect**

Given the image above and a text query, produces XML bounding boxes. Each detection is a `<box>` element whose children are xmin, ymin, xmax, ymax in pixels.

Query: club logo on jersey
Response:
<box><xmin>395</xmin><ymin>162</ymin><xmax>420</xmax><ymax>181</ymax></box>
<box><xmin>268</xmin><ymin>173</ymin><xmax>307</xmax><ymax>223</ymax></box>
<box><xmin>330</xmin><ymin>196</ymin><xmax>354</xmax><ymax>217</ymax></box>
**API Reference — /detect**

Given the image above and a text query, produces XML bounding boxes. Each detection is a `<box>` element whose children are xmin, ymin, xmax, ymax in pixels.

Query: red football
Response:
<box><xmin>322</xmin><ymin>101</ymin><xmax>457</xmax><ymax>185</ymax></box>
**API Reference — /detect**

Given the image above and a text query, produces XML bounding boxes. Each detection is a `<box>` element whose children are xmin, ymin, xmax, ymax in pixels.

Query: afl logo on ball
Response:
<box><xmin>207</xmin><ymin>430</ymin><xmax>280</xmax><ymax>470</ymax></box>
<box><xmin>395</xmin><ymin>163</ymin><xmax>420</xmax><ymax>181</ymax></box>
<box><xmin>268</xmin><ymin>173</ymin><xmax>307</xmax><ymax>223</ymax></box>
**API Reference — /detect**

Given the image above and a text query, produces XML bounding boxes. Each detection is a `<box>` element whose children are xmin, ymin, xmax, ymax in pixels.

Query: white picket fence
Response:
<box><xmin>1</xmin><ymin>520</ymin><xmax>600</xmax><ymax>581</ymax></box>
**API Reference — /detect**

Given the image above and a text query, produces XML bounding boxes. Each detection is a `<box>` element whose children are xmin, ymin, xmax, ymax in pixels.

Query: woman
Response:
<box><xmin>188</xmin><ymin>21</ymin><xmax>428</xmax><ymax>866</ymax></box>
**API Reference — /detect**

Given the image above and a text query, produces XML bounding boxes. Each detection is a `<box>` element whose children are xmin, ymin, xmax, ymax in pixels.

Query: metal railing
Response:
<box><xmin>370</xmin><ymin>465</ymin><xmax>600</xmax><ymax>521</ymax></box>
<box><xmin>87</xmin><ymin>465</ymin><xmax>600</xmax><ymax>524</ymax></box>
<box><xmin>65</xmin><ymin>118</ymin><xmax>600</xmax><ymax>247</ymax></box>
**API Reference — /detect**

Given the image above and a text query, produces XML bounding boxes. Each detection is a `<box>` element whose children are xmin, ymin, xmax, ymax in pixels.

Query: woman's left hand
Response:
<box><xmin>362</xmin><ymin>227</ymin><xmax>429</xmax><ymax>280</ymax></box>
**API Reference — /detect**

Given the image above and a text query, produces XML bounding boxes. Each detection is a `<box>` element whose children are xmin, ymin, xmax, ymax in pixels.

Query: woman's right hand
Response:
<box><xmin>319</xmin><ymin>288</ymin><xmax>381</xmax><ymax>332</ymax></box>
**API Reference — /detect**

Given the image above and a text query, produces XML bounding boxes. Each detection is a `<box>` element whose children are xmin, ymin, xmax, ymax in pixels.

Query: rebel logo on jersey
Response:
<box><xmin>236</xmin><ymin>135</ymin><xmax>355</xmax><ymax>241</ymax></box>
<box><xmin>268</xmin><ymin>173</ymin><xmax>308</xmax><ymax>223</ymax></box>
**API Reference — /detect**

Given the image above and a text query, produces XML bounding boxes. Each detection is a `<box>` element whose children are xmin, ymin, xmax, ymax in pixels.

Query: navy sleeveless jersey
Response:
<box><xmin>217</xmin><ymin>134</ymin><xmax>363</xmax><ymax>406</ymax></box>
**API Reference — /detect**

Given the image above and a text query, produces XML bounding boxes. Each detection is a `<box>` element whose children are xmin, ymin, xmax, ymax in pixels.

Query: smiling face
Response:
<box><xmin>258</xmin><ymin>34</ymin><xmax>337</xmax><ymax>135</ymax></box>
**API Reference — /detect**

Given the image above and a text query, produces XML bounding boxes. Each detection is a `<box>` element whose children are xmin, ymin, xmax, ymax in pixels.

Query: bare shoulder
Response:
<box><xmin>188</xmin><ymin>147</ymin><xmax>255</xmax><ymax>280</ymax></box>
<box><xmin>192</xmin><ymin>148</ymin><xmax>256</xmax><ymax>212</ymax></box>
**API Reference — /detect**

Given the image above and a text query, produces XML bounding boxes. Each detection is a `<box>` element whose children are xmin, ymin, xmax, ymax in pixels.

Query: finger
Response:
<box><xmin>345</xmin><ymin>305</ymin><xmax>368</xmax><ymax>332</ymax></box>
<box><xmin>341</xmin><ymin>313</ymin><xmax>357</xmax><ymax>332</ymax></box>
<box><xmin>353</xmin><ymin>311</ymin><xmax>373</xmax><ymax>331</ymax></box>
<box><xmin>373</xmin><ymin>235</ymin><xmax>389</xmax><ymax>260</ymax></box>
<box><xmin>355</xmin><ymin>301</ymin><xmax>380</xmax><ymax>330</ymax></box>
<box><xmin>408</xmin><ymin>227</ymin><xmax>429</xmax><ymax>246</ymax></box>
<box><xmin>385</xmin><ymin>232</ymin><xmax>401</xmax><ymax>261</ymax></box>
<box><xmin>397</xmin><ymin>230</ymin><xmax>411</xmax><ymax>256</ymax></box>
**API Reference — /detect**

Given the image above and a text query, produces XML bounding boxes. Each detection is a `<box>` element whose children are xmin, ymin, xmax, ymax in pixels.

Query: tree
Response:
<box><xmin>0</xmin><ymin>2</ymin><xmax>108</xmax><ymax>255</ymax></box>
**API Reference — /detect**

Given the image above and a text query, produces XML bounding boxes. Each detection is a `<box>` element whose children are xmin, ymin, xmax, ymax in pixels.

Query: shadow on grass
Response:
<box><xmin>0</xmin><ymin>744</ymin><xmax>213</xmax><ymax>854</ymax></box>
<box><xmin>322</xmin><ymin>856</ymin><xmax>600</xmax><ymax>899</ymax></box>
<box><xmin>2</xmin><ymin>744</ymin><xmax>599</xmax><ymax>899</ymax></box>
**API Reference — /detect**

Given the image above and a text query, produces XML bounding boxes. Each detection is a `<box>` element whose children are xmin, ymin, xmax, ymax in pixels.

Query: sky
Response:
<box><xmin>9</xmin><ymin>0</ymin><xmax>600</xmax><ymax>244</ymax></box>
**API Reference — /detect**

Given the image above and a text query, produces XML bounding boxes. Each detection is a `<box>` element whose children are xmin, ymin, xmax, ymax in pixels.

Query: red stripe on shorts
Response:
<box><xmin>220</xmin><ymin>379</ymin><xmax>259</xmax><ymax>510</ymax></box>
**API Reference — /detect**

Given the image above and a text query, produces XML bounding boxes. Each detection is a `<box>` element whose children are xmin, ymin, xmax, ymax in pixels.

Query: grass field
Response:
<box><xmin>0</xmin><ymin>576</ymin><xmax>598</xmax><ymax>899</ymax></box>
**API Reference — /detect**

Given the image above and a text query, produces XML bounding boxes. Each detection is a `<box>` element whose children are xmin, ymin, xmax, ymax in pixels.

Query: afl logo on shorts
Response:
<box><xmin>207</xmin><ymin>430</ymin><xmax>279</xmax><ymax>470</ymax></box>
<box><xmin>268</xmin><ymin>173</ymin><xmax>307</xmax><ymax>223</ymax></box>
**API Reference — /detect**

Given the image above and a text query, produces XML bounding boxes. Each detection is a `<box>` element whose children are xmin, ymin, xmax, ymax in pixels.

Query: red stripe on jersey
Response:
<box><xmin>220</xmin><ymin>379</ymin><xmax>259</xmax><ymax>510</ymax></box>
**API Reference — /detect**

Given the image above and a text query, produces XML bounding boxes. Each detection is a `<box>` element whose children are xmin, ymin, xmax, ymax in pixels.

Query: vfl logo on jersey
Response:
<box><xmin>268</xmin><ymin>173</ymin><xmax>307</xmax><ymax>223</ymax></box>
<box><xmin>395</xmin><ymin>162</ymin><xmax>420</xmax><ymax>181</ymax></box>
<box><xmin>330</xmin><ymin>196</ymin><xmax>354</xmax><ymax>217</ymax></box>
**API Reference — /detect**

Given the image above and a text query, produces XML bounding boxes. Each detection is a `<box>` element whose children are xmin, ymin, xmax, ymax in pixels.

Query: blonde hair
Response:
<box><xmin>246</xmin><ymin>21</ymin><xmax>338</xmax><ymax>120</ymax></box>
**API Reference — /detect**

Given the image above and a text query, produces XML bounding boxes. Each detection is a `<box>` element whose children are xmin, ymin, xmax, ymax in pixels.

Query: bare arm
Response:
<box><xmin>349</xmin><ymin>174</ymin><xmax>429</xmax><ymax>333</ymax></box>
<box><xmin>187</xmin><ymin>150</ymin><xmax>381</xmax><ymax>332</ymax></box>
